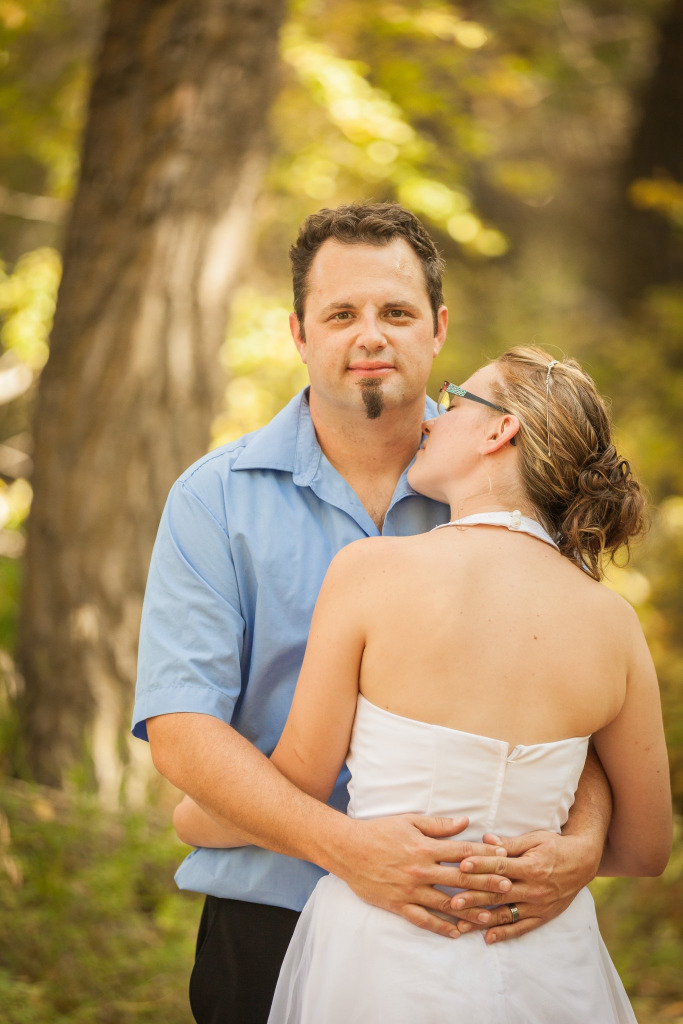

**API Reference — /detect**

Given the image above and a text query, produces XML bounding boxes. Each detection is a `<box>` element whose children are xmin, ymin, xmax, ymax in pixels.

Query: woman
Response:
<box><xmin>175</xmin><ymin>347</ymin><xmax>672</xmax><ymax>1023</ymax></box>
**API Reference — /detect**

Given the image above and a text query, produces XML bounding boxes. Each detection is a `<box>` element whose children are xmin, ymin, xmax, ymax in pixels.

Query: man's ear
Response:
<box><xmin>432</xmin><ymin>305</ymin><xmax>448</xmax><ymax>358</ymax></box>
<box><xmin>483</xmin><ymin>414</ymin><xmax>519</xmax><ymax>453</ymax></box>
<box><xmin>290</xmin><ymin>312</ymin><xmax>307</xmax><ymax>363</ymax></box>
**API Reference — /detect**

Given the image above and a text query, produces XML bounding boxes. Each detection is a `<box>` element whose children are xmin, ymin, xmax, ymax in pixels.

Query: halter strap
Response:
<box><xmin>431</xmin><ymin>510</ymin><xmax>559</xmax><ymax>549</ymax></box>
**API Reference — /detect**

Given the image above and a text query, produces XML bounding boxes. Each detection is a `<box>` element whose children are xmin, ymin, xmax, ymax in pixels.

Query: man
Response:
<box><xmin>133</xmin><ymin>203</ymin><xmax>611</xmax><ymax>1024</ymax></box>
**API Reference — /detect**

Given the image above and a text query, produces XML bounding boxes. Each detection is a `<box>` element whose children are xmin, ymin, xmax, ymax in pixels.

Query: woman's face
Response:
<box><xmin>408</xmin><ymin>363</ymin><xmax>504</xmax><ymax>503</ymax></box>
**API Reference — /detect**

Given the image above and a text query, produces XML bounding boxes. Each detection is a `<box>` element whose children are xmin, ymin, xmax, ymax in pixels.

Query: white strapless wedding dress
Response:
<box><xmin>268</xmin><ymin>514</ymin><xmax>637</xmax><ymax>1024</ymax></box>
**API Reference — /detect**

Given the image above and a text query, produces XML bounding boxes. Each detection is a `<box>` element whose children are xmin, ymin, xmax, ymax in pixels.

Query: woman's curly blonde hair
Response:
<box><xmin>490</xmin><ymin>347</ymin><xmax>647</xmax><ymax>580</ymax></box>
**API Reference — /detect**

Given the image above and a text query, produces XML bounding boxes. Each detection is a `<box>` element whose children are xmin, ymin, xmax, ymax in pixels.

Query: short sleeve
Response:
<box><xmin>132</xmin><ymin>478</ymin><xmax>246</xmax><ymax>740</ymax></box>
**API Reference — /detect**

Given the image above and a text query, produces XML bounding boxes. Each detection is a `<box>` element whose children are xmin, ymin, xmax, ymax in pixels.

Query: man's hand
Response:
<box><xmin>336</xmin><ymin>814</ymin><xmax>510</xmax><ymax>939</ymax></box>
<box><xmin>447</xmin><ymin>829</ymin><xmax>602</xmax><ymax>943</ymax></box>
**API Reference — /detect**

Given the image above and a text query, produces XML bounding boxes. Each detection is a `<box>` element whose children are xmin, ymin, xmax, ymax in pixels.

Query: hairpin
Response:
<box><xmin>545</xmin><ymin>360</ymin><xmax>559</xmax><ymax>456</ymax></box>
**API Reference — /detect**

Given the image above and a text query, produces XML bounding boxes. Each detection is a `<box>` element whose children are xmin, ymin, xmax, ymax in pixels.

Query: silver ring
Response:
<box><xmin>508</xmin><ymin>903</ymin><xmax>520</xmax><ymax>924</ymax></box>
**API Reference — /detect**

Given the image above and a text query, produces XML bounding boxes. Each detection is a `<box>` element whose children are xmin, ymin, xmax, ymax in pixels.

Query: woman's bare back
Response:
<box><xmin>357</xmin><ymin>522</ymin><xmax>631</xmax><ymax>751</ymax></box>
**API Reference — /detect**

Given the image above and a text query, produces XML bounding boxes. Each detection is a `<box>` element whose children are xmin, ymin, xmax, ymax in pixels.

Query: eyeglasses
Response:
<box><xmin>437</xmin><ymin>381</ymin><xmax>509</xmax><ymax>415</ymax></box>
<box><xmin>436</xmin><ymin>381</ymin><xmax>516</xmax><ymax>444</ymax></box>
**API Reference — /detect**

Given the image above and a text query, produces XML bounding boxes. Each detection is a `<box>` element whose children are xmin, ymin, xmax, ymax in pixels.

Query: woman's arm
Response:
<box><xmin>173</xmin><ymin>793</ymin><xmax>248</xmax><ymax>848</ymax></box>
<box><xmin>173</xmin><ymin>542</ymin><xmax>368</xmax><ymax>849</ymax></box>
<box><xmin>592</xmin><ymin>604</ymin><xmax>672</xmax><ymax>876</ymax></box>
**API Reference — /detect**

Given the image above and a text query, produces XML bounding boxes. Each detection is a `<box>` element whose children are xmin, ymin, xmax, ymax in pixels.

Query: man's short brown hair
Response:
<box><xmin>289</xmin><ymin>202</ymin><xmax>444</xmax><ymax>332</ymax></box>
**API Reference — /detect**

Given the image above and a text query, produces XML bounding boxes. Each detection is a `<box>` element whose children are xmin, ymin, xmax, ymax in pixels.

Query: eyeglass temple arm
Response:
<box><xmin>442</xmin><ymin>384</ymin><xmax>516</xmax><ymax>444</ymax></box>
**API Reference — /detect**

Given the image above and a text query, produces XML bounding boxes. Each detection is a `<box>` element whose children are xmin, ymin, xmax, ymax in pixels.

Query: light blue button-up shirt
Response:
<box><xmin>133</xmin><ymin>388</ymin><xmax>448</xmax><ymax>911</ymax></box>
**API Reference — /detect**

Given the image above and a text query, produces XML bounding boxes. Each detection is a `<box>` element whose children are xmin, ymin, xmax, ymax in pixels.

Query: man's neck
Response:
<box><xmin>308</xmin><ymin>389</ymin><xmax>425</xmax><ymax>484</ymax></box>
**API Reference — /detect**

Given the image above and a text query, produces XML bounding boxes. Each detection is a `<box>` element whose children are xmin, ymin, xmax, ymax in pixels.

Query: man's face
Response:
<box><xmin>290</xmin><ymin>237</ymin><xmax>447</xmax><ymax>420</ymax></box>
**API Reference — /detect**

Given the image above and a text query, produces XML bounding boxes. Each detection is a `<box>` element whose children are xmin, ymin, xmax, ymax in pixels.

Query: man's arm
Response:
<box><xmin>446</xmin><ymin>746</ymin><xmax>612</xmax><ymax>943</ymax></box>
<box><xmin>149</xmin><ymin>711</ymin><xmax>511</xmax><ymax>939</ymax></box>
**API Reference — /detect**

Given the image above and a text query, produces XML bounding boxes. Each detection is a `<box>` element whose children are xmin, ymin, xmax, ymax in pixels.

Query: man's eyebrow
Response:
<box><xmin>380</xmin><ymin>299</ymin><xmax>421</xmax><ymax>311</ymax></box>
<box><xmin>318</xmin><ymin>300</ymin><xmax>353</xmax><ymax>315</ymax></box>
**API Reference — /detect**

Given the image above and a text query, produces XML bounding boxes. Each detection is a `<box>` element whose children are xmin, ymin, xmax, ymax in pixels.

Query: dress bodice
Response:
<box><xmin>346</xmin><ymin>695</ymin><xmax>589</xmax><ymax>839</ymax></box>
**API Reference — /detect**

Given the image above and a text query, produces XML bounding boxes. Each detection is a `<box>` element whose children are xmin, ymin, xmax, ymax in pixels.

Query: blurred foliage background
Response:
<box><xmin>0</xmin><ymin>0</ymin><xmax>681</xmax><ymax>1019</ymax></box>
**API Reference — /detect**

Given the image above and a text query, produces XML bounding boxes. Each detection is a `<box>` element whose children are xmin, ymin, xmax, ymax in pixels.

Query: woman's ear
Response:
<box><xmin>483</xmin><ymin>414</ymin><xmax>519</xmax><ymax>454</ymax></box>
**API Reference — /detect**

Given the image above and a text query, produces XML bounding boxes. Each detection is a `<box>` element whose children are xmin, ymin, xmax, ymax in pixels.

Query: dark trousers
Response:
<box><xmin>189</xmin><ymin>896</ymin><xmax>300</xmax><ymax>1024</ymax></box>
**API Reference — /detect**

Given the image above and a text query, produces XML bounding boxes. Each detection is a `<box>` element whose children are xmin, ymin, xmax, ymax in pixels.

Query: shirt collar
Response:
<box><xmin>230</xmin><ymin>390</ymin><xmax>307</xmax><ymax>474</ymax></box>
<box><xmin>231</xmin><ymin>387</ymin><xmax>438</xmax><ymax>484</ymax></box>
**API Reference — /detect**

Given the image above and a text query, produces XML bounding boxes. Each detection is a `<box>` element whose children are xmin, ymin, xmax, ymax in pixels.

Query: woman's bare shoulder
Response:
<box><xmin>569</xmin><ymin>563</ymin><xmax>644</xmax><ymax>636</ymax></box>
<box><xmin>329</xmin><ymin>535</ymin><xmax>417</xmax><ymax>574</ymax></box>
<box><xmin>600</xmin><ymin>581</ymin><xmax>646</xmax><ymax>639</ymax></box>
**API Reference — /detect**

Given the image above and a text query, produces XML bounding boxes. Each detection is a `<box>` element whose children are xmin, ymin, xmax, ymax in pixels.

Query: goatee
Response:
<box><xmin>359</xmin><ymin>378</ymin><xmax>385</xmax><ymax>420</ymax></box>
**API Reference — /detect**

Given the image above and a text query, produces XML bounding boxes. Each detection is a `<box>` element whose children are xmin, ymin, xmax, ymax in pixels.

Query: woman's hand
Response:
<box><xmin>446</xmin><ymin>829</ymin><xmax>601</xmax><ymax>942</ymax></box>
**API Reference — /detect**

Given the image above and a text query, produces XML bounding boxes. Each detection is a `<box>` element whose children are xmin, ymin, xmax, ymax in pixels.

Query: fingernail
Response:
<box><xmin>459</xmin><ymin>923</ymin><xmax>473</xmax><ymax>934</ymax></box>
<box><xmin>489</xmin><ymin>835</ymin><xmax>502</xmax><ymax>844</ymax></box>
<box><xmin>461</xmin><ymin>860</ymin><xmax>472</xmax><ymax>871</ymax></box>
<box><xmin>477</xmin><ymin>912</ymin><xmax>490</xmax><ymax>923</ymax></box>
<box><xmin>488</xmin><ymin>932</ymin><xmax>497</xmax><ymax>944</ymax></box>
<box><xmin>454</xmin><ymin>897</ymin><xmax>465</xmax><ymax>909</ymax></box>
<box><xmin>496</xmin><ymin>847</ymin><xmax>507</xmax><ymax>857</ymax></box>
<box><xmin>500</xmin><ymin>880</ymin><xmax>512</xmax><ymax>892</ymax></box>
<box><xmin>450</xmin><ymin>930</ymin><xmax>460</xmax><ymax>939</ymax></box>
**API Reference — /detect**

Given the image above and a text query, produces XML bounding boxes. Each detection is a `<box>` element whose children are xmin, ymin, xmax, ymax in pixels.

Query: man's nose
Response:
<box><xmin>355</xmin><ymin>312</ymin><xmax>388</xmax><ymax>349</ymax></box>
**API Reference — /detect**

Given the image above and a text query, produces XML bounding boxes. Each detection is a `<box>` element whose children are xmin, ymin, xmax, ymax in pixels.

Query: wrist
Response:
<box><xmin>312</xmin><ymin>812</ymin><xmax>359</xmax><ymax>878</ymax></box>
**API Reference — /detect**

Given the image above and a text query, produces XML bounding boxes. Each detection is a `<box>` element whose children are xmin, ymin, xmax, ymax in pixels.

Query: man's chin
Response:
<box><xmin>358</xmin><ymin>378</ymin><xmax>385</xmax><ymax>420</ymax></box>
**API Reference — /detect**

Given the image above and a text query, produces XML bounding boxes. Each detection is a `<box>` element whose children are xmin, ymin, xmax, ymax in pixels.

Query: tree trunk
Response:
<box><xmin>611</xmin><ymin>0</ymin><xmax>683</xmax><ymax>308</ymax></box>
<box><xmin>17</xmin><ymin>0</ymin><xmax>285</xmax><ymax>801</ymax></box>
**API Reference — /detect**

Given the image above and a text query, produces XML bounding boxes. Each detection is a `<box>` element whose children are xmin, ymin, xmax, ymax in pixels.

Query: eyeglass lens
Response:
<box><xmin>438</xmin><ymin>385</ymin><xmax>457</xmax><ymax>413</ymax></box>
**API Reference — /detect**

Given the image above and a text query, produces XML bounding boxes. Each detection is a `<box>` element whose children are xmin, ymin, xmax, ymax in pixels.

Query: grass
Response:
<box><xmin>0</xmin><ymin>779</ymin><xmax>201</xmax><ymax>1023</ymax></box>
